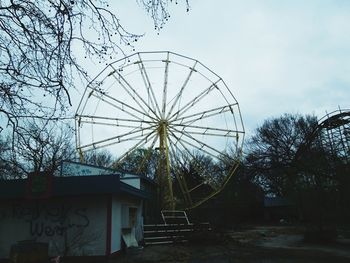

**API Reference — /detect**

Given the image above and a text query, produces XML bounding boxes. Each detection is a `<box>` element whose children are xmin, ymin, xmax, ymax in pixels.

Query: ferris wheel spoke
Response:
<box><xmin>167</xmin><ymin>139</ymin><xmax>193</xmax><ymax>205</ymax></box>
<box><xmin>168</xmin><ymin>128</ymin><xmax>217</xmax><ymax>163</ymax></box>
<box><xmin>168</xmin><ymin>135</ymin><xmax>204</xmax><ymax>175</ymax></box>
<box><xmin>168</xmin><ymin>79</ymin><xmax>221</xmax><ymax>121</ymax></box>
<box><xmin>77</xmin><ymin>115</ymin><xmax>154</xmax><ymax>125</ymax></box>
<box><xmin>137</xmin><ymin>56</ymin><xmax>162</xmax><ymax>118</ymax></box>
<box><xmin>162</xmin><ymin>53</ymin><xmax>170</xmax><ymax>118</ymax></box>
<box><xmin>172</xmin><ymin>104</ymin><xmax>238</xmax><ymax>126</ymax></box>
<box><xmin>90</xmin><ymin>91</ymin><xmax>153</xmax><ymax>122</ymax></box>
<box><xmin>79</xmin><ymin>126</ymin><xmax>156</xmax><ymax>151</ymax></box>
<box><xmin>77</xmin><ymin>115</ymin><xmax>154</xmax><ymax>129</ymax></box>
<box><xmin>135</xmin><ymin>134</ymin><xmax>159</xmax><ymax>175</ymax></box>
<box><xmin>109</xmin><ymin>66</ymin><xmax>159</xmax><ymax>120</ymax></box>
<box><xmin>79</xmin><ymin>120</ymin><xmax>156</xmax><ymax>130</ymax></box>
<box><xmin>166</xmin><ymin>61</ymin><xmax>198</xmax><ymax>120</ymax></box>
<box><xmin>77</xmin><ymin>69</ymin><xmax>116</xmax><ymax>115</ymax></box>
<box><xmin>76</xmin><ymin>90</ymin><xmax>91</xmax><ymax>117</ymax></box>
<box><xmin>109</xmin><ymin>124</ymin><xmax>157</xmax><ymax>142</ymax></box>
<box><xmin>170</xmin><ymin>127</ymin><xmax>233</xmax><ymax>163</ymax></box>
<box><xmin>75</xmin><ymin>118</ymin><xmax>82</xmax><ymax>151</ymax></box>
<box><xmin>171</xmin><ymin>123</ymin><xmax>241</xmax><ymax>138</ymax></box>
<box><xmin>113</xmin><ymin>131</ymin><xmax>158</xmax><ymax>167</ymax></box>
<box><xmin>78</xmin><ymin>120</ymin><xmax>149</xmax><ymax>129</ymax></box>
<box><xmin>167</xmin><ymin>134</ymin><xmax>216</xmax><ymax>187</ymax></box>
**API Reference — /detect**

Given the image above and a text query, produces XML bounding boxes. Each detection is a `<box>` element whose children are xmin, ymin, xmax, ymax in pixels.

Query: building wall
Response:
<box><xmin>120</xmin><ymin>177</ymin><xmax>141</xmax><ymax>189</ymax></box>
<box><xmin>0</xmin><ymin>196</ymin><xmax>107</xmax><ymax>258</ymax></box>
<box><xmin>110</xmin><ymin>197</ymin><xmax>121</xmax><ymax>253</ymax></box>
<box><xmin>110</xmin><ymin>196</ymin><xmax>143</xmax><ymax>254</ymax></box>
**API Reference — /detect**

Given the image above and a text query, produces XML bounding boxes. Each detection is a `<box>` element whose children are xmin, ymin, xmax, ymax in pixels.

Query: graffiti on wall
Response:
<box><xmin>3</xmin><ymin>203</ymin><xmax>90</xmax><ymax>237</ymax></box>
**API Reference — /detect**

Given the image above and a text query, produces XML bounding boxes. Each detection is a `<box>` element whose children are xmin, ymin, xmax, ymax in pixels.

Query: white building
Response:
<box><xmin>0</xmin><ymin>161</ymin><xmax>155</xmax><ymax>258</ymax></box>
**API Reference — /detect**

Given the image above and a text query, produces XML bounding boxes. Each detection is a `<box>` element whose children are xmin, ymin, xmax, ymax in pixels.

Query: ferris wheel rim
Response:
<box><xmin>75</xmin><ymin>51</ymin><xmax>245</xmax><ymax>209</ymax></box>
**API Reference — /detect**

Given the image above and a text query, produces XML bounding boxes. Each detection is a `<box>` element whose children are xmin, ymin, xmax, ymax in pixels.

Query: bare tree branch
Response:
<box><xmin>0</xmin><ymin>0</ymin><xmax>190</xmax><ymax>133</ymax></box>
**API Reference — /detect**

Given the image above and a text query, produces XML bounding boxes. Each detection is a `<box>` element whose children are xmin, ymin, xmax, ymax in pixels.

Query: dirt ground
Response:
<box><xmin>113</xmin><ymin>225</ymin><xmax>350</xmax><ymax>263</ymax></box>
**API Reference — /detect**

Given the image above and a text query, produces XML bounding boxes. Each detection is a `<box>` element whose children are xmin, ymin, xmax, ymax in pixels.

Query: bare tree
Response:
<box><xmin>0</xmin><ymin>0</ymin><xmax>190</xmax><ymax>132</ymax></box>
<box><xmin>138</xmin><ymin>0</ymin><xmax>190</xmax><ymax>30</ymax></box>
<box><xmin>83</xmin><ymin>149</ymin><xmax>114</xmax><ymax>167</ymax></box>
<box><xmin>0</xmin><ymin>135</ymin><xmax>17</xmax><ymax>179</ymax></box>
<box><xmin>246</xmin><ymin>113</ymin><xmax>318</xmax><ymax>196</ymax></box>
<box><xmin>112</xmin><ymin>148</ymin><xmax>159</xmax><ymax>178</ymax></box>
<box><xmin>6</xmin><ymin>120</ymin><xmax>76</xmax><ymax>178</ymax></box>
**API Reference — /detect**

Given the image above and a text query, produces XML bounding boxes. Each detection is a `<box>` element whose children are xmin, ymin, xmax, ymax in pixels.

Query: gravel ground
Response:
<box><xmin>112</xmin><ymin>226</ymin><xmax>350</xmax><ymax>263</ymax></box>
<box><xmin>113</xmin><ymin>243</ymin><xmax>350</xmax><ymax>263</ymax></box>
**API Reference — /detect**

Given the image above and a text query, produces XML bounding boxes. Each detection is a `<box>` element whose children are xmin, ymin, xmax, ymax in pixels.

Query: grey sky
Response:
<box><xmin>75</xmin><ymin>0</ymin><xmax>350</xmax><ymax>136</ymax></box>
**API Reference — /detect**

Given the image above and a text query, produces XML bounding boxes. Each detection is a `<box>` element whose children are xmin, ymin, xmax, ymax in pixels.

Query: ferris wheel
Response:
<box><xmin>75</xmin><ymin>51</ymin><xmax>244</xmax><ymax>209</ymax></box>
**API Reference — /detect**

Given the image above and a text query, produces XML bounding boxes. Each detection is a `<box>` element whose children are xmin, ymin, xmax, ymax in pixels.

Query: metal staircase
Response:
<box><xmin>143</xmin><ymin>210</ymin><xmax>211</xmax><ymax>245</ymax></box>
<box><xmin>161</xmin><ymin>210</ymin><xmax>190</xmax><ymax>225</ymax></box>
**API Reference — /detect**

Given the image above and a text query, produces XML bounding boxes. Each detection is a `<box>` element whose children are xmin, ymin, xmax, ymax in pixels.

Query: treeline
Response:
<box><xmin>1</xmin><ymin>113</ymin><xmax>349</xmax><ymax>229</ymax></box>
<box><xmin>193</xmin><ymin>113</ymin><xmax>350</xmax><ymax>231</ymax></box>
<box><xmin>0</xmin><ymin>120</ymin><xmax>114</xmax><ymax>179</ymax></box>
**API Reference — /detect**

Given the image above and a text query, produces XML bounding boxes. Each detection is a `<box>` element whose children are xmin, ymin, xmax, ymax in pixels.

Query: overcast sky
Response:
<box><xmin>75</xmin><ymin>0</ymin><xmax>350</xmax><ymax>137</ymax></box>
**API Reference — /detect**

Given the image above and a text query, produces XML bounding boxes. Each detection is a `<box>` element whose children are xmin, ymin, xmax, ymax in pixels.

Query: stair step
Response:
<box><xmin>144</xmin><ymin>236</ymin><xmax>185</xmax><ymax>240</ymax></box>
<box><xmin>143</xmin><ymin>222</ymin><xmax>212</xmax><ymax>246</ymax></box>
<box><xmin>144</xmin><ymin>229</ymin><xmax>193</xmax><ymax>234</ymax></box>
<box><xmin>145</xmin><ymin>240</ymin><xmax>188</xmax><ymax>245</ymax></box>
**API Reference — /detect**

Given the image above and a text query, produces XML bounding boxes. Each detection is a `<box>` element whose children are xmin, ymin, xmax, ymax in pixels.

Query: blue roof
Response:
<box><xmin>60</xmin><ymin>160</ymin><xmax>156</xmax><ymax>185</ymax></box>
<box><xmin>0</xmin><ymin>175</ymin><xmax>149</xmax><ymax>200</ymax></box>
